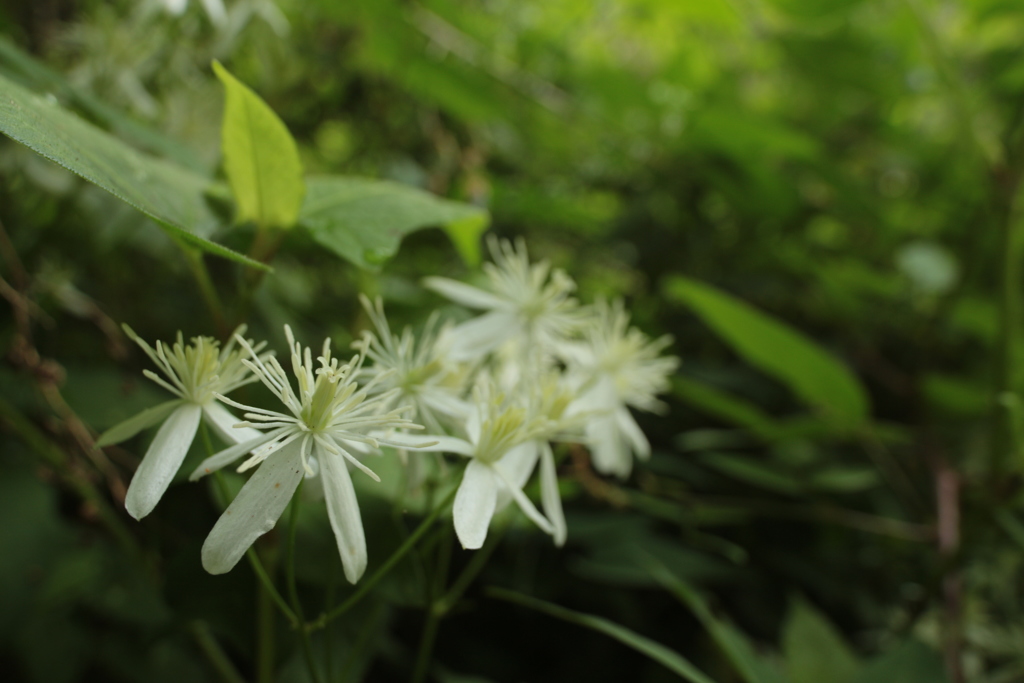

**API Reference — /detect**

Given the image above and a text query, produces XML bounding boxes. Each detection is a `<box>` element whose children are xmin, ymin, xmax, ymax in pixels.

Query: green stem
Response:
<box><xmin>181</xmin><ymin>244</ymin><xmax>229</xmax><ymax>337</ymax></box>
<box><xmin>324</xmin><ymin>568</ymin><xmax>337</xmax><ymax>683</ymax></box>
<box><xmin>409</xmin><ymin>524</ymin><xmax>507</xmax><ymax>683</ymax></box>
<box><xmin>256</xmin><ymin>573</ymin><xmax>275</xmax><ymax>683</ymax></box>
<box><xmin>188</xmin><ymin>620</ymin><xmax>247</xmax><ymax>683</ymax></box>
<box><xmin>411</xmin><ymin>527</ymin><xmax>454</xmax><ymax>683</ymax></box>
<box><xmin>307</xmin><ymin>485</ymin><xmax>458</xmax><ymax>632</ymax></box>
<box><xmin>410</xmin><ymin>608</ymin><xmax>442</xmax><ymax>683</ymax></box>
<box><xmin>436</xmin><ymin>525</ymin><xmax>506</xmax><ymax>615</ymax></box>
<box><xmin>286</xmin><ymin>484</ymin><xmax>322</xmax><ymax>683</ymax></box>
<box><xmin>338</xmin><ymin>602</ymin><xmax>386</xmax><ymax>682</ymax></box>
<box><xmin>237</xmin><ymin>228</ymin><xmax>283</xmax><ymax>323</ymax></box>
<box><xmin>992</xmin><ymin>194</ymin><xmax>1021</xmax><ymax>478</ymax></box>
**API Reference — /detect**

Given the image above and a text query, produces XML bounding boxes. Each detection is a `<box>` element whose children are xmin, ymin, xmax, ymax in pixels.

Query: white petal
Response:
<box><xmin>453</xmin><ymin>461</ymin><xmax>499</xmax><ymax>549</ymax></box>
<box><xmin>616</xmin><ymin>406</ymin><xmax>650</xmax><ymax>461</ymax></box>
<box><xmin>492</xmin><ymin>464</ymin><xmax>554</xmax><ymax>536</ymax></box>
<box><xmin>419</xmin><ymin>388</ymin><xmax>471</xmax><ymax>420</ymax></box>
<box><xmin>539</xmin><ymin>442</ymin><xmax>567</xmax><ymax>547</ymax></box>
<box><xmin>188</xmin><ymin>428</ymin><xmax>286</xmax><ymax>481</ymax></box>
<box><xmin>447</xmin><ymin>311</ymin><xmax>519</xmax><ymax>360</ymax></box>
<box><xmin>587</xmin><ymin>417</ymin><xmax>631</xmax><ymax>479</ymax></box>
<box><xmin>414</xmin><ymin>435</ymin><xmax>476</xmax><ymax>457</ymax></box>
<box><xmin>494</xmin><ymin>441</ymin><xmax>539</xmax><ymax>511</ymax></box>
<box><xmin>319</xmin><ymin>445</ymin><xmax>368</xmax><ymax>584</ymax></box>
<box><xmin>465</xmin><ymin>404</ymin><xmax>482</xmax><ymax>445</ymax></box>
<box><xmin>203</xmin><ymin>401</ymin><xmax>263</xmax><ymax>444</ymax></box>
<box><xmin>199</xmin><ymin>0</ymin><xmax>227</xmax><ymax>25</ymax></box>
<box><xmin>96</xmin><ymin>399</ymin><xmax>183</xmax><ymax>447</ymax></box>
<box><xmin>201</xmin><ymin>443</ymin><xmax>304</xmax><ymax>574</ymax></box>
<box><xmin>422</xmin><ymin>277</ymin><xmax>506</xmax><ymax>310</ymax></box>
<box><xmin>124</xmin><ymin>403</ymin><xmax>202</xmax><ymax>520</ymax></box>
<box><xmin>161</xmin><ymin>0</ymin><xmax>187</xmax><ymax>15</ymax></box>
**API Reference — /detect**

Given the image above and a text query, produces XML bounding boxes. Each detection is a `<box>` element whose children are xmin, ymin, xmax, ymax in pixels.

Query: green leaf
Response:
<box><xmin>807</xmin><ymin>467</ymin><xmax>878</xmax><ymax>493</ymax></box>
<box><xmin>663</xmin><ymin>276</ymin><xmax>869</xmax><ymax>429</ymax></box>
<box><xmin>443</xmin><ymin>212</ymin><xmax>491</xmax><ymax>267</ymax></box>
<box><xmin>0</xmin><ymin>35</ymin><xmax>205</xmax><ymax>170</ymax></box>
<box><xmin>95</xmin><ymin>399</ymin><xmax>184</xmax><ymax>448</ymax></box>
<box><xmin>486</xmin><ymin>587</ymin><xmax>720</xmax><ymax>683</ymax></box>
<box><xmin>696</xmin><ymin>453</ymin><xmax>804</xmax><ymax>495</ymax></box>
<box><xmin>782</xmin><ymin>596</ymin><xmax>861</xmax><ymax>683</ymax></box>
<box><xmin>300</xmin><ymin>175</ymin><xmax>490</xmax><ymax>269</ymax></box>
<box><xmin>0</xmin><ymin>71</ymin><xmax>267</xmax><ymax>270</ymax></box>
<box><xmin>849</xmin><ymin>641</ymin><xmax>948</xmax><ymax>683</ymax></box>
<box><xmin>921</xmin><ymin>373</ymin><xmax>989</xmax><ymax>416</ymax></box>
<box><xmin>673</xmin><ymin>376</ymin><xmax>782</xmax><ymax>439</ymax></box>
<box><xmin>213</xmin><ymin>61</ymin><xmax>305</xmax><ymax>230</ymax></box>
<box><xmin>648</xmin><ymin>561</ymin><xmax>789</xmax><ymax>683</ymax></box>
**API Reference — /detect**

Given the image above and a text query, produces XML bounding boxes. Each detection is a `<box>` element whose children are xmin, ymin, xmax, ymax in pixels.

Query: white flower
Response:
<box><xmin>423</xmin><ymin>237</ymin><xmax>581</xmax><ymax>361</ymax></box>
<box><xmin>356</xmin><ymin>294</ymin><xmax>469</xmax><ymax>434</ymax></box>
<box><xmin>97</xmin><ymin>325</ymin><xmax>265</xmax><ymax>520</ymax></box>
<box><xmin>516</xmin><ymin>370</ymin><xmax>591</xmax><ymax>547</ymax></box>
<box><xmin>420</xmin><ymin>381</ymin><xmax>557</xmax><ymax>549</ymax></box>
<box><xmin>159</xmin><ymin>0</ymin><xmax>227</xmax><ymax>26</ymax></box>
<box><xmin>190</xmin><ymin>326</ymin><xmax>433</xmax><ymax>583</ymax></box>
<box><xmin>566</xmin><ymin>299</ymin><xmax>678</xmax><ymax>478</ymax></box>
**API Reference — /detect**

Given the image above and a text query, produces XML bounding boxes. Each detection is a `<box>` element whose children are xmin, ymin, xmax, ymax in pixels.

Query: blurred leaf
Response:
<box><xmin>807</xmin><ymin>467</ymin><xmax>878</xmax><ymax>493</ymax></box>
<box><xmin>487</xmin><ymin>587</ymin><xmax>721</xmax><ymax>683</ymax></box>
<box><xmin>994</xmin><ymin>508</ymin><xmax>1024</xmax><ymax>549</ymax></box>
<box><xmin>696</xmin><ymin>453</ymin><xmax>804</xmax><ymax>495</ymax></box>
<box><xmin>766</xmin><ymin>0</ymin><xmax>866</xmax><ymax>21</ymax></box>
<box><xmin>19</xmin><ymin>609</ymin><xmax>91</xmax><ymax>683</ymax></box>
<box><xmin>300</xmin><ymin>175</ymin><xmax>490</xmax><ymax>269</ymax></box>
<box><xmin>0</xmin><ymin>456</ymin><xmax>75</xmax><ymax>639</ymax></box>
<box><xmin>61</xmin><ymin>366</ymin><xmax>171</xmax><ymax>433</ymax></box>
<box><xmin>848</xmin><ymin>641</ymin><xmax>949</xmax><ymax>683</ymax></box>
<box><xmin>0</xmin><ymin>71</ymin><xmax>266</xmax><ymax>270</ymax></box>
<box><xmin>213</xmin><ymin>61</ymin><xmax>305</xmax><ymax>230</ymax></box>
<box><xmin>782</xmin><ymin>596</ymin><xmax>861</xmax><ymax>683</ymax></box>
<box><xmin>664</xmin><ymin>276</ymin><xmax>869</xmax><ymax>429</ymax></box>
<box><xmin>673</xmin><ymin>376</ymin><xmax>781</xmax><ymax>439</ymax></box>
<box><xmin>0</xmin><ymin>35</ymin><xmax>205</xmax><ymax>170</ymax></box>
<box><xmin>443</xmin><ymin>212</ymin><xmax>491</xmax><ymax>267</ymax></box>
<box><xmin>922</xmin><ymin>373</ymin><xmax>989</xmax><ymax>416</ymax></box>
<box><xmin>648</xmin><ymin>561</ymin><xmax>788</xmax><ymax>683</ymax></box>
<box><xmin>569</xmin><ymin>512</ymin><xmax>740</xmax><ymax>587</ymax></box>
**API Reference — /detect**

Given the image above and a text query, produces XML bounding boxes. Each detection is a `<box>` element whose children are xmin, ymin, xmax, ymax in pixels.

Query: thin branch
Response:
<box><xmin>307</xmin><ymin>485</ymin><xmax>458</xmax><ymax>632</ymax></box>
<box><xmin>188</xmin><ymin>620</ymin><xmax>247</xmax><ymax>683</ymax></box>
<box><xmin>0</xmin><ymin>395</ymin><xmax>142</xmax><ymax>562</ymax></box>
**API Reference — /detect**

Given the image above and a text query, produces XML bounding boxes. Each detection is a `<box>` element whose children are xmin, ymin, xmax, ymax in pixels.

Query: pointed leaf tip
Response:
<box><xmin>214</xmin><ymin>60</ymin><xmax>305</xmax><ymax>231</ymax></box>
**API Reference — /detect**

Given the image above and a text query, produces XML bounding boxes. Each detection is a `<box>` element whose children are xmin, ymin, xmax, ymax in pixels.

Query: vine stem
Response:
<box><xmin>256</xmin><ymin>574</ymin><xmax>275</xmax><ymax>683</ymax></box>
<box><xmin>180</xmin><ymin>244</ymin><xmax>229</xmax><ymax>338</ymax></box>
<box><xmin>436</xmin><ymin>524</ymin><xmax>507</xmax><ymax>614</ymax></box>
<box><xmin>189</xmin><ymin>620</ymin><xmax>247</xmax><ymax>683</ymax></box>
<box><xmin>306</xmin><ymin>485</ymin><xmax>458</xmax><ymax>632</ymax></box>
<box><xmin>411</xmin><ymin>526</ymin><xmax>454</xmax><ymax>683</ymax></box>
<box><xmin>286</xmin><ymin>484</ymin><xmax>322</xmax><ymax>683</ymax></box>
<box><xmin>411</xmin><ymin>524</ymin><xmax>507</xmax><ymax>683</ymax></box>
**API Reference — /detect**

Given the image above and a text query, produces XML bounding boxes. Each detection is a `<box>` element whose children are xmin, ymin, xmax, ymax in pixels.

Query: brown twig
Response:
<box><xmin>936</xmin><ymin>462</ymin><xmax>964</xmax><ymax>683</ymax></box>
<box><xmin>568</xmin><ymin>444</ymin><xmax>630</xmax><ymax>508</ymax></box>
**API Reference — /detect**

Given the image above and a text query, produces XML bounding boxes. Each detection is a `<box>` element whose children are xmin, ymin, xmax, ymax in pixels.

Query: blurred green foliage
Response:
<box><xmin>4</xmin><ymin>0</ymin><xmax>1024</xmax><ymax>681</ymax></box>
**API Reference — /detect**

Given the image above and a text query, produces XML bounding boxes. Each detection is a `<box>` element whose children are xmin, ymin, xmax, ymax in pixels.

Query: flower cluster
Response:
<box><xmin>104</xmin><ymin>237</ymin><xmax>677</xmax><ymax>581</ymax></box>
